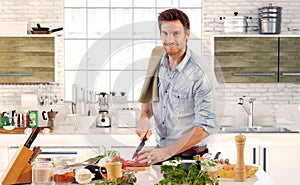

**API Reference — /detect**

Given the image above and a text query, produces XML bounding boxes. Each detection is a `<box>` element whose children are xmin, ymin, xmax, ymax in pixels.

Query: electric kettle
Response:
<box><xmin>42</xmin><ymin>109</ymin><xmax>58</xmax><ymax>127</ymax></box>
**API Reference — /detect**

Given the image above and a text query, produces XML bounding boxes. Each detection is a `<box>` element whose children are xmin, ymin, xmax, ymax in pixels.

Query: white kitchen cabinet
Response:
<box><xmin>209</xmin><ymin>133</ymin><xmax>300</xmax><ymax>185</ymax></box>
<box><xmin>261</xmin><ymin>144</ymin><xmax>300</xmax><ymax>185</ymax></box>
<box><xmin>0</xmin><ymin>147</ymin><xmax>8</xmax><ymax>173</ymax></box>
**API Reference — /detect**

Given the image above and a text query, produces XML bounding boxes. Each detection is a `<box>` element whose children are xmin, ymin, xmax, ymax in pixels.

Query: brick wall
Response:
<box><xmin>203</xmin><ymin>0</ymin><xmax>300</xmax><ymax>127</ymax></box>
<box><xmin>0</xmin><ymin>0</ymin><xmax>64</xmax><ymax>108</ymax></box>
<box><xmin>203</xmin><ymin>0</ymin><xmax>300</xmax><ymax>104</ymax></box>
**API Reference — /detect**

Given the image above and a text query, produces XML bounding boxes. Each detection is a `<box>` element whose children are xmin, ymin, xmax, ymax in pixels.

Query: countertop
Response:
<box><xmin>0</xmin><ymin>123</ymin><xmax>299</xmax><ymax>148</ymax></box>
<box><xmin>0</xmin><ymin>166</ymin><xmax>276</xmax><ymax>185</ymax></box>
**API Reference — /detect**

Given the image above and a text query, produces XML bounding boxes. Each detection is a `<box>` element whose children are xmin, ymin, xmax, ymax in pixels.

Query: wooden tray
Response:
<box><xmin>0</xmin><ymin>127</ymin><xmax>54</xmax><ymax>134</ymax></box>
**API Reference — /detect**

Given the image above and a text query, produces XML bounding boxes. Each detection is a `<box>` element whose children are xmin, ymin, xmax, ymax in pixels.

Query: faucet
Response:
<box><xmin>238</xmin><ymin>96</ymin><xmax>256</xmax><ymax>128</ymax></box>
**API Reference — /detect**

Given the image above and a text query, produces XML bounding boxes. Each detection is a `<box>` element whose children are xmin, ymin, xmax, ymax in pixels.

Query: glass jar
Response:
<box><xmin>32</xmin><ymin>161</ymin><xmax>53</xmax><ymax>185</ymax></box>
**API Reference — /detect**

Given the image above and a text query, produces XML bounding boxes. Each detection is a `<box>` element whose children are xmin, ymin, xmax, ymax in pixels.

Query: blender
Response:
<box><xmin>96</xmin><ymin>92</ymin><xmax>111</xmax><ymax>127</ymax></box>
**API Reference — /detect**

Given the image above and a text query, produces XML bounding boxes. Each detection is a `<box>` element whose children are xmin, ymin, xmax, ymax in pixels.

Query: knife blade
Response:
<box><xmin>132</xmin><ymin>130</ymin><xmax>148</xmax><ymax>159</ymax></box>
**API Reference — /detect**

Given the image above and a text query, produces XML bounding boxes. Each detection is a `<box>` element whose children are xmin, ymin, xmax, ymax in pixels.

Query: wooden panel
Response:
<box><xmin>279</xmin><ymin>37</ymin><xmax>300</xmax><ymax>82</ymax></box>
<box><xmin>214</xmin><ymin>37</ymin><xmax>278</xmax><ymax>83</ymax></box>
<box><xmin>0</xmin><ymin>37</ymin><xmax>55</xmax><ymax>83</ymax></box>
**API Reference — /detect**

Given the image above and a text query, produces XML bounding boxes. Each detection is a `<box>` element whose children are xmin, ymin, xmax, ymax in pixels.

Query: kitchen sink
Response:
<box><xmin>220</xmin><ymin>126</ymin><xmax>298</xmax><ymax>133</ymax></box>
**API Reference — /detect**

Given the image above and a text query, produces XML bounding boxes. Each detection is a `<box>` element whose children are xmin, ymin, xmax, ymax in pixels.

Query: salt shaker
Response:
<box><xmin>234</xmin><ymin>134</ymin><xmax>246</xmax><ymax>182</ymax></box>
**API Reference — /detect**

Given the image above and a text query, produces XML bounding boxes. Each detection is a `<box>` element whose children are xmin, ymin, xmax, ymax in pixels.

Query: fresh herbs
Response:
<box><xmin>156</xmin><ymin>157</ymin><xmax>219</xmax><ymax>185</ymax></box>
<box><xmin>95</xmin><ymin>171</ymin><xmax>137</xmax><ymax>185</ymax></box>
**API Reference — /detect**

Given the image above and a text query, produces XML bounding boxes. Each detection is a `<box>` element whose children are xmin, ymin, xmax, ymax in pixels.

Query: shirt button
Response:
<box><xmin>162</xmin><ymin>137</ymin><xmax>165</xmax><ymax>140</ymax></box>
<box><xmin>163</xmin><ymin>106</ymin><xmax>166</xmax><ymax>108</ymax></box>
<box><xmin>162</xmin><ymin>122</ymin><xmax>165</xmax><ymax>124</ymax></box>
<box><xmin>165</xmin><ymin>90</ymin><xmax>167</xmax><ymax>93</ymax></box>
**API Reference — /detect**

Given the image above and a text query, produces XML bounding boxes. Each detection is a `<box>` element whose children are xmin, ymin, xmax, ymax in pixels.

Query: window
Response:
<box><xmin>64</xmin><ymin>0</ymin><xmax>202</xmax><ymax>102</ymax></box>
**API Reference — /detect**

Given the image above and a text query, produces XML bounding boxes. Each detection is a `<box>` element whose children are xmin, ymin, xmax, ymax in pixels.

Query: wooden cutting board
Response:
<box><xmin>123</xmin><ymin>166</ymin><xmax>151</xmax><ymax>172</ymax></box>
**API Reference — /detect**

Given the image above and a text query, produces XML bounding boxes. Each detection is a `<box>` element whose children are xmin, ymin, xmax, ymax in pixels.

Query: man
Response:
<box><xmin>136</xmin><ymin>8</ymin><xmax>216</xmax><ymax>165</ymax></box>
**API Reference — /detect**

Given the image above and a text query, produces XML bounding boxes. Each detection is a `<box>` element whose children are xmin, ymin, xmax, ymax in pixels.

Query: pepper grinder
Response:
<box><xmin>234</xmin><ymin>134</ymin><xmax>246</xmax><ymax>182</ymax></box>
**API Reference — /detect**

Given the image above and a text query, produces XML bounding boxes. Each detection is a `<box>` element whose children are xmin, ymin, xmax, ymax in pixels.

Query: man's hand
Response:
<box><xmin>137</xmin><ymin>148</ymin><xmax>172</xmax><ymax>165</ymax></box>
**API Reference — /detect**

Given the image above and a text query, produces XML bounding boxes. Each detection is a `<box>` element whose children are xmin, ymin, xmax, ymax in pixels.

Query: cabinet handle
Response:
<box><xmin>0</xmin><ymin>73</ymin><xmax>35</xmax><ymax>76</ymax></box>
<box><xmin>263</xmin><ymin>147</ymin><xmax>267</xmax><ymax>172</ymax></box>
<box><xmin>281</xmin><ymin>72</ymin><xmax>300</xmax><ymax>76</ymax></box>
<box><xmin>253</xmin><ymin>147</ymin><xmax>256</xmax><ymax>164</ymax></box>
<box><xmin>232</xmin><ymin>72</ymin><xmax>276</xmax><ymax>76</ymax></box>
<box><xmin>40</xmin><ymin>151</ymin><xmax>77</xmax><ymax>155</ymax></box>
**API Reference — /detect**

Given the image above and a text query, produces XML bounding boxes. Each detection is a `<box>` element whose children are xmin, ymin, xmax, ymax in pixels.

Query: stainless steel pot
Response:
<box><xmin>259</xmin><ymin>20</ymin><xmax>281</xmax><ymax>34</ymax></box>
<box><xmin>258</xmin><ymin>3</ymin><xmax>282</xmax><ymax>34</ymax></box>
<box><xmin>258</xmin><ymin>3</ymin><xmax>282</xmax><ymax>13</ymax></box>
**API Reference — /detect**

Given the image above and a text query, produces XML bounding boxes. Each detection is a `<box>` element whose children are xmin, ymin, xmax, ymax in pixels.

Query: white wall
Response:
<box><xmin>0</xmin><ymin>0</ymin><xmax>299</xmax><ymax>130</ymax></box>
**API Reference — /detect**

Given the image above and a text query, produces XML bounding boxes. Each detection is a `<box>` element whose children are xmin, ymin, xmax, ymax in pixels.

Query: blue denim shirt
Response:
<box><xmin>152</xmin><ymin>47</ymin><xmax>216</xmax><ymax>148</ymax></box>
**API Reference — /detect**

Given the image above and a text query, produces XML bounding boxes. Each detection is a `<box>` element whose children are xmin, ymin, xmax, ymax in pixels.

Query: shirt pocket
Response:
<box><xmin>170</xmin><ymin>89</ymin><xmax>189</xmax><ymax>113</ymax></box>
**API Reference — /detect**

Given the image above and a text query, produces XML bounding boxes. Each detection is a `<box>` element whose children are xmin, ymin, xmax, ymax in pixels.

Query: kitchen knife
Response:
<box><xmin>24</xmin><ymin>127</ymin><xmax>41</xmax><ymax>148</ymax></box>
<box><xmin>29</xmin><ymin>146</ymin><xmax>42</xmax><ymax>164</ymax></box>
<box><xmin>132</xmin><ymin>130</ymin><xmax>148</xmax><ymax>159</ymax></box>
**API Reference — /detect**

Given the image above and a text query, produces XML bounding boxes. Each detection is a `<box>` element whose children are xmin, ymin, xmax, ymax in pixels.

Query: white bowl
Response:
<box><xmin>3</xmin><ymin>125</ymin><xmax>16</xmax><ymax>130</ymax></box>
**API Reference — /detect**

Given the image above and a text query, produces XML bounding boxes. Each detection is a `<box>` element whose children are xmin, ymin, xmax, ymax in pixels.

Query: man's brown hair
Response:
<box><xmin>158</xmin><ymin>8</ymin><xmax>190</xmax><ymax>31</ymax></box>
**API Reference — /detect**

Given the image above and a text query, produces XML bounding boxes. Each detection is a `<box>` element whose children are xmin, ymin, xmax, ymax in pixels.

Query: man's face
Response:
<box><xmin>160</xmin><ymin>20</ymin><xmax>190</xmax><ymax>56</ymax></box>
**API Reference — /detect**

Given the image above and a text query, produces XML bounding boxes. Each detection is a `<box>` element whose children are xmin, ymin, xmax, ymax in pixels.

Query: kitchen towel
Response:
<box><xmin>138</xmin><ymin>46</ymin><xmax>164</xmax><ymax>103</ymax></box>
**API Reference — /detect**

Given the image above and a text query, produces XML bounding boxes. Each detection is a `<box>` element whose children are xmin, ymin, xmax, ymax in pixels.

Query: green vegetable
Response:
<box><xmin>84</xmin><ymin>147</ymin><xmax>120</xmax><ymax>164</ymax></box>
<box><xmin>95</xmin><ymin>171</ymin><xmax>137</xmax><ymax>185</ymax></box>
<box><xmin>156</xmin><ymin>157</ymin><xmax>219</xmax><ymax>185</ymax></box>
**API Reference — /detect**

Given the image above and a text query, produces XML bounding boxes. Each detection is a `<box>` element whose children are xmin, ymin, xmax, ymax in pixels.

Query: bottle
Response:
<box><xmin>195</xmin><ymin>154</ymin><xmax>201</xmax><ymax>170</ymax></box>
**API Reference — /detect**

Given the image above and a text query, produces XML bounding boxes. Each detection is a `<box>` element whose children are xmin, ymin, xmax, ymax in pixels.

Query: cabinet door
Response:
<box><xmin>214</xmin><ymin>37</ymin><xmax>278</xmax><ymax>83</ymax></box>
<box><xmin>0</xmin><ymin>37</ymin><xmax>55</xmax><ymax>83</ymax></box>
<box><xmin>279</xmin><ymin>37</ymin><xmax>300</xmax><ymax>82</ymax></box>
<box><xmin>261</xmin><ymin>145</ymin><xmax>300</xmax><ymax>185</ymax></box>
<box><xmin>0</xmin><ymin>147</ymin><xmax>8</xmax><ymax>172</ymax></box>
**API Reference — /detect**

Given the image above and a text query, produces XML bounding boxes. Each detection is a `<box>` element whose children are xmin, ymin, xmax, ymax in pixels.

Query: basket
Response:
<box><xmin>210</xmin><ymin>164</ymin><xmax>258</xmax><ymax>178</ymax></box>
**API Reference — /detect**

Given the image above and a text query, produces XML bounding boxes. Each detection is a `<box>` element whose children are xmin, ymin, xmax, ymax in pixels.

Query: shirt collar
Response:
<box><xmin>160</xmin><ymin>46</ymin><xmax>191</xmax><ymax>72</ymax></box>
<box><xmin>176</xmin><ymin>46</ymin><xmax>191</xmax><ymax>72</ymax></box>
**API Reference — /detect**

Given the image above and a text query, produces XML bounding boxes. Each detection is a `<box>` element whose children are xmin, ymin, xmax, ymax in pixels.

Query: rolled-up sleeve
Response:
<box><xmin>193</xmin><ymin>72</ymin><xmax>216</xmax><ymax>134</ymax></box>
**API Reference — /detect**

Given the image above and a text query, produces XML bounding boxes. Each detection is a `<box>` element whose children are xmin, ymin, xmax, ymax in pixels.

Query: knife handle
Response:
<box><xmin>24</xmin><ymin>127</ymin><xmax>41</xmax><ymax>148</ymax></box>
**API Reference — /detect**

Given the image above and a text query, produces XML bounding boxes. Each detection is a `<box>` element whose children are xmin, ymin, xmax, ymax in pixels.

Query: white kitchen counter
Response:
<box><xmin>134</xmin><ymin>165</ymin><xmax>276</xmax><ymax>185</ymax></box>
<box><xmin>0</xmin><ymin>126</ymin><xmax>298</xmax><ymax>184</ymax></box>
<box><xmin>0</xmin><ymin>166</ymin><xmax>275</xmax><ymax>185</ymax></box>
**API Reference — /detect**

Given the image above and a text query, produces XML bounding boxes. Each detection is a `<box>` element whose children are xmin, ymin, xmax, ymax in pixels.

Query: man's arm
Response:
<box><xmin>138</xmin><ymin>126</ymin><xmax>209</xmax><ymax>164</ymax></box>
<box><xmin>136</xmin><ymin>103</ymin><xmax>153</xmax><ymax>139</ymax></box>
<box><xmin>163</xmin><ymin>126</ymin><xmax>209</xmax><ymax>159</ymax></box>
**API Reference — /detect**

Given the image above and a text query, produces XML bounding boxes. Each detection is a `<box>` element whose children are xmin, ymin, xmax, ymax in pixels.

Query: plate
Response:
<box><xmin>3</xmin><ymin>125</ymin><xmax>15</xmax><ymax>131</ymax></box>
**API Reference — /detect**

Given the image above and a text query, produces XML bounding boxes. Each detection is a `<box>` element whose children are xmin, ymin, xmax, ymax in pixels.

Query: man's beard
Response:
<box><xmin>163</xmin><ymin>43</ymin><xmax>184</xmax><ymax>56</ymax></box>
